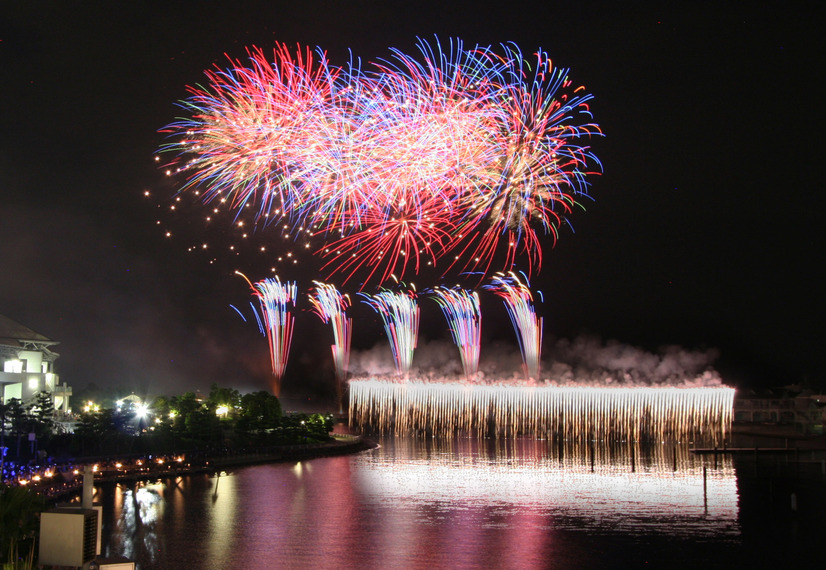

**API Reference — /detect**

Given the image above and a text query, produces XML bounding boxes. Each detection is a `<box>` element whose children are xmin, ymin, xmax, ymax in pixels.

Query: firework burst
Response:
<box><xmin>161</xmin><ymin>38</ymin><xmax>602</xmax><ymax>286</ymax></box>
<box><xmin>430</xmin><ymin>286</ymin><xmax>482</xmax><ymax>381</ymax></box>
<box><xmin>485</xmin><ymin>271</ymin><xmax>543</xmax><ymax>381</ymax></box>
<box><xmin>360</xmin><ymin>289</ymin><xmax>420</xmax><ymax>379</ymax></box>
<box><xmin>238</xmin><ymin>271</ymin><xmax>297</xmax><ymax>396</ymax></box>
<box><xmin>308</xmin><ymin>281</ymin><xmax>352</xmax><ymax>412</ymax></box>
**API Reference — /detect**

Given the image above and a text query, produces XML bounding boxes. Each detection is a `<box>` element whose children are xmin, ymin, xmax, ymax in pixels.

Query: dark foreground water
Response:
<box><xmin>91</xmin><ymin>436</ymin><xmax>826</xmax><ymax>569</ymax></box>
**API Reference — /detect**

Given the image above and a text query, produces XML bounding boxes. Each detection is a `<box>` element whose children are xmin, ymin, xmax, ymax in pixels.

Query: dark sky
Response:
<box><xmin>1</xmin><ymin>1</ymin><xmax>822</xmax><ymax>405</ymax></box>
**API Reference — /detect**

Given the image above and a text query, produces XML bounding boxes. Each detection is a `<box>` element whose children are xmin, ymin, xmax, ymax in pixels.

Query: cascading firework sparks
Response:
<box><xmin>430</xmin><ymin>286</ymin><xmax>481</xmax><ymax>381</ymax></box>
<box><xmin>239</xmin><ymin>272</ymin><xmax>297</xmax><ymax>396</ymax></box>
<box><xmin>308</xmin><ymin>281</ymin><xmax>352</xmax><ymax>412</ymax></box>
<box><xmin>360</xmin><ymin>289</ymin><xmax>420</xmax><ymax>379</ymax></box>
<box><xmin>161</xmin><ymin>37</ymin><xmax>603</xmax><ymax>286</ymax></box>
<box><xmin>485</xmin><ymin>271</ymin><xmax>543</xmax><ymax>380</ymax></box>
<box><xmin>349</xmin><ymin>380</ymin><xmax>734</xmax><ymax>445</ymax></box>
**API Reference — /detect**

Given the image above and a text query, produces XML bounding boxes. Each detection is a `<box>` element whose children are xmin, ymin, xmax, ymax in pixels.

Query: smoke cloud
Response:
<box><xmin>349</xmin><ymin>334</ymin><xmax>723</xmax><ymax>387</ymax></box>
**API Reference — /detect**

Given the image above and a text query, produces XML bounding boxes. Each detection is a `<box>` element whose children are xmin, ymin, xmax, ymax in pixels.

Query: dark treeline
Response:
<box><xmin>0</xmin><ymin>384</ymin><xmax>334</xmax><ymax>463</ymax></box>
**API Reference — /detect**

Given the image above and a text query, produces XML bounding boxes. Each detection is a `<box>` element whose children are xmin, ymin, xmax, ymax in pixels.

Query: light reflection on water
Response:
<box><xmin>358</xmin><ymin>438</ymin><xmax>739</xmax><ymax>539</ymax></box>
<box><xmin>97</xmin><ymin>438</ymin><xmax>740</xmax><ymax>569</ymax></box>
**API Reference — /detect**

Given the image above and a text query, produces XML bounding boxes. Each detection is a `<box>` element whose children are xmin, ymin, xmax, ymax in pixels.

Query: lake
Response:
<box><xmin>92</xmin><ymin>435</ymin><xmax>825</xmax><ymax>569</ymax></box>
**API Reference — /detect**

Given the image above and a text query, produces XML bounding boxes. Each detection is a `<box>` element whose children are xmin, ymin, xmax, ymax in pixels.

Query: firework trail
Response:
<box><xmin>430</xmin><ymin>287</ymin><xmax>481</xmax><ymax>381</ymax></box>
<box><xmin>238</xmin><ymin>271</ymin><xmax>297</xmax><ymax>396</ymax></box>
<box><xmin>360</xmin><ymin>289</ymin><xmax>420</xmax><ymax>379</ymax></box>
<box><xmin>161</xmin><ymin>38</ymin><xmax>602</xmax><ymax>286</ymax></box>
<box><xmin>308</xmin><ymin>281</ymin><xmax>352</xmax><ymax>412</ymax></box>
<box><xmin>485</xmin><ymin>271</ymin><xmax>543</xmax><ymax>381</ymax></box>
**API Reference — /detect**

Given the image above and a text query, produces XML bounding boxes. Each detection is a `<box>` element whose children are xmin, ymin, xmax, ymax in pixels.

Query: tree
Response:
<box><xmin>27</xmin><ymin>391</ymin><xmax>55</xmax><ymax>440</ymax></box>
<box><xmin>0</xmin><ymin>401</ymin><xmax>7</xmax><ymax>451</ymax></box>
<box><xmin>238</xmin><ymin>391</ymin><xmax>282</xmax><ymax>435</ymax></box>
<box><xmin>170</xmin><ymin>392</ymin><xmax>201</xmax><ymax>437</ymax></box>
<box><xmin>151</xmin><ymin>395</ymin><xmax>172</xmax><ymax>420</ymax></box>
<box><xmin>5</xmin><ymin>399</ymin><xmax>28</xmax><ymax>458</ymax></box>
<box><xmin>74</xmin><ymin>409</ymin><xmax>120</xmax><ymax>455</ymax></box>
<box><xmin>184</xmin><ymin>408</ymin><xmax>222</xmax><ymax>443</ymax></box>
<box><xmin>0</xmin><ymin>483</ymin><xmax>44</xmax><ymax>567</ymax></box>
<box><xmin>208</xmin><ymin>384</ymin><xmax>241</xmax><ymax>415</ymax></box>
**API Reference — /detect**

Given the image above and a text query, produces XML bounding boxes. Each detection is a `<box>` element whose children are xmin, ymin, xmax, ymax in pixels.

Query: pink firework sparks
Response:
<box><xmin>308</xmin><ymin>281</ymin><xmax>352</xmax><ymax>412</ymax></box>
<box><xmin>238</xmin><ymin>271</ymin><xmax>297</xmax><ymax>396</ymax></box>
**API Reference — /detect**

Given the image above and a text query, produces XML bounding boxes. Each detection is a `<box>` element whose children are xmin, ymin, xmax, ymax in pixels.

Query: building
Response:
<box><xmin>0</xmin><ymin>313</ymin><xmax>71</xmax><ymax>412</ymax></box>
<box><xmin>733</xmin><ymin>394</ymin><xmax>823</xmax><ymax>435</ymax></box>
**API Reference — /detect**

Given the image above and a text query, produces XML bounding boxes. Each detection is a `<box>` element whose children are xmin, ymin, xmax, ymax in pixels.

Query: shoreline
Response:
<box><xmin>37</xmin><ymin>434</ymin><xmax>376</xmax><ymax>503</ymax></box>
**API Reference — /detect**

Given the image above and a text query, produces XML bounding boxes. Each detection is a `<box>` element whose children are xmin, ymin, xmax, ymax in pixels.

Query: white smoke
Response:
<box><xmin>548</xmin><ymin>335</ymin><xmax>722</xmax><ymax>387</ymax></box>
<box><xmin>349</xmin><ymin>334</ymin><xmax>723</xmax><ymax>387</ymax></box>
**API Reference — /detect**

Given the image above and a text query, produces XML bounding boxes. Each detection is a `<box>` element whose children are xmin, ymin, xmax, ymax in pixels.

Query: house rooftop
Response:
<box><xmin>0</xmin><ymin>313</ymin><xmax>58</xmax><ymax>347</ymax></box>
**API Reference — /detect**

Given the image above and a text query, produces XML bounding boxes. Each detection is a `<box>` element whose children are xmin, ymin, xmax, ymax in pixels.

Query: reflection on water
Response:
<box><xmin>358</xmin><ymin>438</ymin><xmax>739</xmax><ymax>539</ymax></box>
<box><xmin>96</xmin><ymin>438</ymin><xmax>741</xmax><ymax>569</ymax></box>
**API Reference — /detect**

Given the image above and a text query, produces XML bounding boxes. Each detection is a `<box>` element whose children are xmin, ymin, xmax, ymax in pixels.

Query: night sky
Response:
<box><xmin>1</xmin><ymin>2</ymin><xmax>822</xmax><ymax>406</ymax></box>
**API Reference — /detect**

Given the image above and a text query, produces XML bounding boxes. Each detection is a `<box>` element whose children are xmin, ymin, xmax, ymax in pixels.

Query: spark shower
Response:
<box><xmin>163</xmin><ymin>38</ymin><xmax>733</xmax><ymax>441</ymax></box>
<box><xmin>349</xmin><ymin>381</ymin><xmax>734</xmax><ymax>444</ymax></box>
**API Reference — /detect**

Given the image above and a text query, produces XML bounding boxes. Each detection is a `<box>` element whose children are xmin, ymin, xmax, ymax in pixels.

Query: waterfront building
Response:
<box><xmin>0</xmin><ymin>313</ymin><xmax>72</xmax><ymax>412</ymax></box>
<box><xmin>733</xmin><ymin>393</ymin><xmax>823</xmax><ymax>435</ymax></box>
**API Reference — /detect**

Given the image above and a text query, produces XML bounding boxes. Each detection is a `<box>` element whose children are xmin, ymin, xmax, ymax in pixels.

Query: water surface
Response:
<box><xmin>94</xmin><ymin>437</ymin><xmax>822</xmax><ymax>569</ymax></box>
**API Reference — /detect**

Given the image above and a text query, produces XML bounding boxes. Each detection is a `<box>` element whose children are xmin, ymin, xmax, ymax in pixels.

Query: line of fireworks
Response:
<box><xmin>161</xmin><ymin>37</ymin><xmax>602</xmax><ymax>285</ymax></box>
<box><xmin>349</xmin><ymin>379</ymin><xmax>734</xmax><ymax>445</ymax></box>
<box><xmin>430</xmin><ymin>286</ymin><xmax>481</xmax><ymax>381</ymax></box>
<box><xmin>237</xmin><ymin>272</ymin><xmax>297</xmax><ymax>396</ymax></box>
<box><xmin>359</xmin><ymin>289</ymin><xmax>420</xmax><ymax>379</ymax></box>
<box><xmin>308</xmin><ymin>281</ymin><xmax>352</xmax><ymax>412</ymax></box>
<box><xmin>485</xmin><ymin>271</ymin><xmax>543</xmax><ymax>380</ymax></box>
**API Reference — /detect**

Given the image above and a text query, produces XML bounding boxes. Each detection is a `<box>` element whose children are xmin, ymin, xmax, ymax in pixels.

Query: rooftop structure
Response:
<box><xmin>0</xmin><ymin>314</ymin><xmax>71</xmax><ymax>412</ymax></box>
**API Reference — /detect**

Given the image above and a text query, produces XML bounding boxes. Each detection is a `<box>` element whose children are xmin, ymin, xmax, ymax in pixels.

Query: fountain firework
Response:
<box><xmin>485</xmin><ymin>272</ymin><xmax>543</xmax><ymax>380</ymax></box>
<box><xmin>360</xmin><ymin>289</ymin><xmax>420</xmax><ymax>379</ymax></box>
<box><xmin>308</xmin><ymin>281</ymin><xmax>352</xmax><ymax>412</ymax></box>
<box><xmin>239</xmin><ymin>272</ymin><xmax>297</xmax><ymax>396</ymax></box>
<box><xmin>430</xmin><ymin>287</ymin><xmax>481</xmax><ymax>381</ymax></box>
<box><xmin>349</xmin><ymin>380</ymin><xmax>734</xmax><ymax>445</ymax></box>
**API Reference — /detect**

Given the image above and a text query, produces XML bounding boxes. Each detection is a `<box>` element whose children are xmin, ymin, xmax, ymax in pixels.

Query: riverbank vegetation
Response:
<box><xmin>1</xmin><ymin>384</ymin><xmax>335</xmax><ymax>466</ymax></box>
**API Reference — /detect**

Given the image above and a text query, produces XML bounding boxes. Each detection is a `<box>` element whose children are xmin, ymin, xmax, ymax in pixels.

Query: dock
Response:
<box><xmin>691</xmin><ymin>447</ymin><xmax>797</xmax><ymax>455</ymax></box>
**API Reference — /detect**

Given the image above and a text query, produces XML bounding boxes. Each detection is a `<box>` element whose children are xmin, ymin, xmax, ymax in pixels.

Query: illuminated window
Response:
<box><xmin>4</xmin><ymin>360</ymin><xmax>23</xmax><ymax>373</ymax></box>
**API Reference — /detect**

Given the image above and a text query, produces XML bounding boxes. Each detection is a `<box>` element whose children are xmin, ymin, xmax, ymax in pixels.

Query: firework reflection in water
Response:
<box><xmin>357</xmin><ymin>437</ymin><xmax>739</xmax><ymax>540</ymax></box>
<box><xmin>349</xmin><ymin>379</ymin><xmax>734</xmax><ymax>445</ymax></box>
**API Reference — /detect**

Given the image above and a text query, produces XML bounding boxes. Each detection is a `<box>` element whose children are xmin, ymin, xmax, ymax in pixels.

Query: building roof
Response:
<box><xmin>0</xmin><ymin>314</ymin><xmax>58</xmax><ymax>347</ymax></box>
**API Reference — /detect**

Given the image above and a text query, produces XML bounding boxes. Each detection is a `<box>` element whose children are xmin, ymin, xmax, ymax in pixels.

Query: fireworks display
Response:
<box><xmin>308</xmin><ymin>281</ymin><xmax>352</xmax><ymax>412</ymax></box>
<box><xmin>161</xmin><ymin>37</ymin><xmax>602</xmax><ymax>286</ymax></box>
<box><xmin>430</xmin><ymin>287</ymin><xmax>482</xmax><ymax>381</ymax></box>
<box><xmin>239</xmin><ymin>272</ymin><xmax>297</xmax><ymax>396</ymax></box>
<box><xmin>485</xmin><ymin>272</ymin><xmax>543</xmax><ymax>381</ymax></box>
<box><xmin>161</xmin><ymin>38</ymin><xmax>735</xmax><ymax>440</ymax></box>
<box><xmin>360</xmin><ymin>289</ymin><xmax>420</xmax><ymax>379</ymax></box>
<box><xmin>349</xmin><ymin>380</ymin><xmax>734</xmax><ymax>444</ymax></box>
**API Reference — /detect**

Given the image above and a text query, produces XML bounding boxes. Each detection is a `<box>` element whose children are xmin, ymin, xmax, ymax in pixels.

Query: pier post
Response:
<box><xmin>703</xmin><ymin>466</ymin><xmax>708</xmax><ymax>512</ymax></box>
<box><xmin>630</xmin><ymin>445</ymin><xmax>635</xmax><ymax>473</ymax></box>
<box><xmin>82</xmin><ymin>465</ymin><xmax>94</xmax><ymax>509</ymax></box>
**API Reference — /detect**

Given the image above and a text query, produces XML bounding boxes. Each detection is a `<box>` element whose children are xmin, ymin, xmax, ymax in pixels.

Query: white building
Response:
<box><xmin>0</xmin><ymin>313</ymin><xmax>71</xmax><ymax>412</ymax></box>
